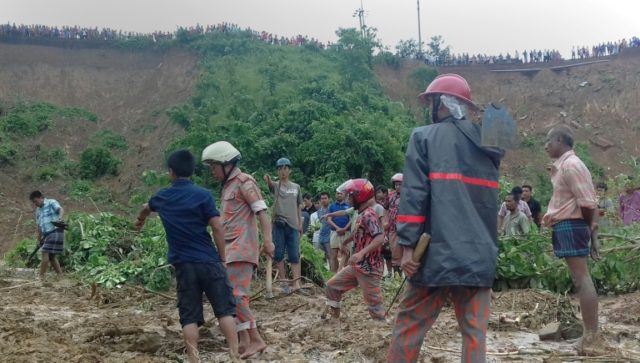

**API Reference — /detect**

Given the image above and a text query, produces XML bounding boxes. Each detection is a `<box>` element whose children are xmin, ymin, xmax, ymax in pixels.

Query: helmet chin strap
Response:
<box><xmin>221</xmin><ymin>161</ymin><xmax>238</xmax><ymax>185</ymax></box>
<box><xmin>431</xmin><ymin>94</ymin><xmax>442</xmax><ymax>123</ymax></box>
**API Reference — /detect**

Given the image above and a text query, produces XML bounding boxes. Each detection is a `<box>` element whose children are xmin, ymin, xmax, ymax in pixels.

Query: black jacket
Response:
<box><xmin>397</xmin><ymin>117</ymin><xmax>504</xmax><ymax>287</ymax></box>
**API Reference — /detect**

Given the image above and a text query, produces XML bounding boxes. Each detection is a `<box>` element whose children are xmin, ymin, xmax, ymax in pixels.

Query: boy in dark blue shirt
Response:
<box><xmin>135</xmin><ymin>150</ymin><xmax>239</xmax><ymax>362</ymax></box>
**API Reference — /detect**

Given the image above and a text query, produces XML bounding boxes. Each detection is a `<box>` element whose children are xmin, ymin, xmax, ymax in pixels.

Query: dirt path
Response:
<box><xmin>0</xmin><ymin>264</ymin><xmax>638</xmax><ymax>362</ymax></box>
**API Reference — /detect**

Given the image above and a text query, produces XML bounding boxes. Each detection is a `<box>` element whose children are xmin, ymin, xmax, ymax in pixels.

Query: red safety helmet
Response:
<box><xmin>391</xmin><ymin>173</ymin><xmax>403</xmax><ymax>183</ymax></box>
<box><xmin>337</xmin><ymin>178</ymin><xmax>375</xmax><ymax>205</ymax></box>
<box><xmin>418</xmin><ymin>73</ymin><xmax>477</xmax><ymax>108</ymax></box>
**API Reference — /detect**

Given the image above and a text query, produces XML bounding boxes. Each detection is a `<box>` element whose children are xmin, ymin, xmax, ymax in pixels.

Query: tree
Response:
<box><xmin>333</xmin><ymin>27</ymin><xmax>381</xmax><ymax>89</ymax></box>
<box><xmin>395</xmin><ymin>39</ymin><xmax>421</xmax><ymax>59</ymax></box>
<box><xmin>427</xmin><ymin>35</ymin><xmax>451</xmax><ymax>65</ymax></box>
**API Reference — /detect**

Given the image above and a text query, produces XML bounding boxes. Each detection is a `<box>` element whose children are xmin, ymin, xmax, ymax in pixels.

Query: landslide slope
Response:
<box><xmin>377</xmin><ymin>49</ymin><xmax>640</xmax><ymax>187</ymax></box>
<box><xmin>0</xmin><ymin>42</ymin><xmax>198</xmax><ymax>252</ymax></box>
<box><xmin>1</xmin><ymin>40</ymin><xmax>639</xmax><ymax>253</ymax></box>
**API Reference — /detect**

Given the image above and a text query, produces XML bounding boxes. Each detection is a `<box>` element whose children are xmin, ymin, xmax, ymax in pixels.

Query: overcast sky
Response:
<box><xmin>3</xmin><ymin>0</ymin><xmax>639</xmax><ymax>57</ymax></box>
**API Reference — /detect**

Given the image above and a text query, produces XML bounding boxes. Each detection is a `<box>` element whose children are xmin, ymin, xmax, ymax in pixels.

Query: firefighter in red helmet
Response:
<box><xmin>323</xmin><ymin>179</ymin><xmax>387</xmax><ymax>321</ymax></box>
<box><xmin>387</xmin><ymin>74</ymin><xmax>505</xmax><ymax>363</ymax></box>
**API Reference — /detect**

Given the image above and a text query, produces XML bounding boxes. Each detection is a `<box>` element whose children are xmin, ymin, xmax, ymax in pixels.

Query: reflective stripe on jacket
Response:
<box><xmin>397</xmin><ymin>117</ymin><xmax>504</xmax><ymax>287</ymax></box>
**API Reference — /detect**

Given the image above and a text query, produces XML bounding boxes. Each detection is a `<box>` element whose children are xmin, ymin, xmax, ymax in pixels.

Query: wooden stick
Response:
<box><xmin>265</xmin><ymin>256</ymin><xmax>273</xmax><ymax>298</ymax></box>
<box><xmin>0</xmin><ymin>281</ymin><xmax>38</xmax><ymax>291</ymax></box>
<box><xmin>141</xmin><ymin>286</ymin><xmax>174</xmax><ymax>300</ymax></box>
<box><xmin>290</xmin><ymin>302</ymin><xmax>308</xmax><ymax>313</ymax></box>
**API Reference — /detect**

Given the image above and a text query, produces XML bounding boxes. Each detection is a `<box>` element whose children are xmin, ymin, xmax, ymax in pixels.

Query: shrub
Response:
<box><xmin>78</xmin><ymin>147</ymin><xmax>121</xmax><ymax>179</ymax></box>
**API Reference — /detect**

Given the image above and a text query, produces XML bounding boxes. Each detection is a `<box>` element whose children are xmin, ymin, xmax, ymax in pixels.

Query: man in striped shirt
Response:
<box><xmin>543</xmin><ymin>125</ymin><xmax>609</xmax><ymax>355</ymax></box>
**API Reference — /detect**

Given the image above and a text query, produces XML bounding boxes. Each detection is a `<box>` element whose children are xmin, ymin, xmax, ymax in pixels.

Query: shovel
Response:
<box><xmin>385</xmin><ymin>232</ymin><xmax>431</xmax><ymax>315</ymax></box>
<box><xmin>265</xmin><ymin>256</ymin><xmax>274</xmax><ymax>299</ymax></box>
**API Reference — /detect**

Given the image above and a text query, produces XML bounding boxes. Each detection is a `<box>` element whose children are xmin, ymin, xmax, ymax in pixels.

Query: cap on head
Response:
<box><xmin>276</xmin><ymin>157</ymin><xmax>292</xmax><ymax>168</ymax></box>
<box><xmin>391</xmin><ymin>173</ymin><xmax>403</xmax><ymax>183</ymax></box>
<box><xmin>337</xmin><ymin>178</ymin><xmax>375</xmax><ymax>205</ymax></box>
<box><xmin>201</xmin><ymin>141</ymin><xmax>241</xmax><ymax>165</ymax></box>
<box><xmin>418</xmin><ymin>73</ymin><xmax>476</xmax><ymax>108</ymax></box>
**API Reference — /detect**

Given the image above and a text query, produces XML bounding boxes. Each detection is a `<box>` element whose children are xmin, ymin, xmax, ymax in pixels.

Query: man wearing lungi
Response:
<box><xmin>30</xmin><ymin>190</ymin><xmax>65</xmax><ymax>280</ymax></box>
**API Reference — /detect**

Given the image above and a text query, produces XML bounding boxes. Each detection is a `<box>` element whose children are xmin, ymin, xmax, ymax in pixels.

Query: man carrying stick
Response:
<box><xmin>387</xmin><ymin>74</ymin><xmax>504</xmax><ymax>363</ymax></box>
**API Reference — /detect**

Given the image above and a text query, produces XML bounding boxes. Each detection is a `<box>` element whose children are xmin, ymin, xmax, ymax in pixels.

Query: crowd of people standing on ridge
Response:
<box><xmin>0</xmin><ymin>22</ymin><xmax>326</xmax><ymax>48</ymax></box>
<box><xmin>4</xmin><ymin>22</ymin><xmax>640</xmax><ymax>68</ymax></box>
<box><xmin>571</xmin><ymin>38</ymin><xmax>639</xmax><ymax>59</ymax></box>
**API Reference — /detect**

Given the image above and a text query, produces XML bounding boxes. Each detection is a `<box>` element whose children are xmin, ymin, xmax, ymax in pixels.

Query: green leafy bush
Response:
<box><xmin>37</xmin><ymin>166</ymin><xmax>59</xmax><ymax>181</ymax></box>
<box><xmin>5</xmin><ymin>238</ymin><xmax>39</xmax><ymax>268</ymax></box>
<box><xmin>410</xmin><ymin>66</ymin><xmax>438</xmax><ymax>92</ymax></box>
<box><xmin>78</xmin><ymin>147</ymin><xmax>121</xmax><ymax>179</ymax></box>
<box><xmin>60</xmin><ymin>213</ymin><xmax>171</xmax><ymax>290</ymax></box>
<box><xmin>0</xmin><ymin>141</ymin><xmax>17</xmax><ymax>165</ymax></box>
<box><xmin>495</xmin><ymin>225</ymin><xmax>640</xmax><ymax>294</ymax></box>
<box><xmin>0</xmin><ymin>101</ymin><xmax>97</xmax><ymax>137</ymax></box>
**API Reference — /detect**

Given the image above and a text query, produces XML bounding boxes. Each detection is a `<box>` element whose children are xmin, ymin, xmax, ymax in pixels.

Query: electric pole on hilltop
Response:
<box><xmin>354</xmin><ymin>0</ymin><xmax>366</xmax><ymax>36</ymax></box>
<box><xmin>417</xmin><ymin>0</ymin><xmax>423</xmax><ymax>56</ymax></box>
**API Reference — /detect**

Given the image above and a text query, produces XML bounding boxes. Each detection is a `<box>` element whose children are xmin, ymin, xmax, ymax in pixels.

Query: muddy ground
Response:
<box><xmin>0</xmin><ymin>263</ymin><xmax>638</xmax><ymax>363</ymax></box>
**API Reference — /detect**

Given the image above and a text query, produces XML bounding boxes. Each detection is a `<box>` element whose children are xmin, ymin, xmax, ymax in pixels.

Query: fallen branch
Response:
<box><xmin>290</xmin><ymin>302</ymin><xmax>308</xmax><ymax>313</ymax></box>
<box><xmin>598</xmin><ymin>233</ymin><xmax>640</xmax><ymax>244</ymax></box>
<box><xmin>0</xmin><ymin>281</ymin><xmax>38</xmax><ymax>291</ymax></box>
<box><xmin>142</xmin><ymin>286</ymin><xmax>174</xmax><ymax>300</ymax></box>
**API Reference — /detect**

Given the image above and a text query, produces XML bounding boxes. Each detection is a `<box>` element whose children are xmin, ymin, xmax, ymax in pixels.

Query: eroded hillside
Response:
<box><xmin>0</xmin><ymin>43</ymin><xmax>198</xmax><ymax>252</ymax></box>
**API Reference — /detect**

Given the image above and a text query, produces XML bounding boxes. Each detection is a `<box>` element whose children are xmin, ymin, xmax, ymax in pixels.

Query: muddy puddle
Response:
<box><xmin>0</xmin><ymin>264</ymin><xmax>638</xmax><ymax>362</ymax></box>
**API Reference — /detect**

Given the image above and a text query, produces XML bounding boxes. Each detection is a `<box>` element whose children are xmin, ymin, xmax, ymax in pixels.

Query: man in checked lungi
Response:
<box><xmin>543</xmin><ymin>125</ymin><xmax>611</xmax><ymax>356</ymax></box>
<box><xmin>30</xmin><ymin>190</ymin><xmax>65</xmax><ymax>280</ymax></box>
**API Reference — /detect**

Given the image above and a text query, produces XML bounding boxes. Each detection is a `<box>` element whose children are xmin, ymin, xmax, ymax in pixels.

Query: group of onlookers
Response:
<box><xmin>0</xmin><ymin>22</ymin><xmax>326</xmax><ymax>48</ymax></box>
<box><xmin>498</xmin><ymin>178</ymin><xmax>640</xmax><ymax>238</ymax></box>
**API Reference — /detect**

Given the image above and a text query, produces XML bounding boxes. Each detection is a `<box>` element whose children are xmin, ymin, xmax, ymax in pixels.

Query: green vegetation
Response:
<box><xmin>7</xmin><ymin>213</ymin><xmax>171</xmax><ymax>290</ymax></box>
<box><xmin>0</xmin><ymin>100</ymin><xmax>96</xmax><ymax>137</ymax></box>
<box><xmin>78</xmin><ymin>147</ymin><xmax>121</xmax><ymax>179</ymax></box>
<box><xmin>495</xmin><ymin>225</ymin><xmax>640</xmax><ymax>294</ymax></box>
<box><xmin>63</xmin><ymin>180</ymin><xmax>117</xmax><ymax>204</ymax></box>
<box><xmin>166</xmin><ymin>28</ymin><xmax>416</xmax><ymax>194</ymax></box>
<box><xmin>90</xmin><ymin>130</ymin><xmax>128</xmax><ymax>150</ymax></box>
<box><xmin>574</xmin><ymin>142</ymin><xmax>604</xmax><ymax>179</ymax></box>
<box><xmin>8</xmin><ymin>210</ymin><xmax>638</xmax><ymax>295</ymax></box>
<box><xmin>409</xmin><ymin>66</ymin><xmax>438</xmax><ymax>93</ymax></box>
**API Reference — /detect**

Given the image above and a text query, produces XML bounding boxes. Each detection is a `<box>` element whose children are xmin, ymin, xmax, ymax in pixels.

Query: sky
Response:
<box><xmin>3</xmin><ymin>0</ymin><xmax>639</xmax><ymax>57</ymax></box>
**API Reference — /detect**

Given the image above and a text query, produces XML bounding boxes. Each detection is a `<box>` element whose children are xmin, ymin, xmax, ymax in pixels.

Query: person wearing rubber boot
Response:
<box><xmin>386</xmin><ymin>173</ymin><xmax>403</xmax><ymax>276</ymax></box>
<box><xmin>324</xmin><ymin>179</ymin><xmax>386</xmax><ymax>321</ymax></box>
<box><xmin>387</xmin><ymin>74</ymin><xmax>505</xmax><ymax>363</ymax></box>
<box><xmin>202</xmin><ymin>141</ymin><xmax>275</xmax><ymax>359</ymax></box>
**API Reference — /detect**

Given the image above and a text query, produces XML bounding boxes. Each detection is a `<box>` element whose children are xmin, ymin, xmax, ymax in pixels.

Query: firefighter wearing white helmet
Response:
<box><xmin>386</xmin><ymin>173</ymin><xmax>403</xmax><ymax>276</ymax></box>
<box><xmin>202</xmin><ymin>141</ymin><xmax>275</xmax><ymax>359</ymax></box>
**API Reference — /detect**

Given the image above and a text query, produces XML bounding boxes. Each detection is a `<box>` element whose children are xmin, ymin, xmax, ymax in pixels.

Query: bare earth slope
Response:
<box><xmin>376</xmin><ymin>48</ymin><xmax>640</xmax><ymax>179</ymax></box>
<box><xmin>0</xmin><ymin>43</ymin><xmax>198</xmax><ymax>252</ymax></box>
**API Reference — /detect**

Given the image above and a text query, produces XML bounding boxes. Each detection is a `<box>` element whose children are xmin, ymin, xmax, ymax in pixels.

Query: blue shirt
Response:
<box><xmin>36</xmin><ymin>198</ymin><xmax>62</xmax><ymax>234</ymax></box>
<box><xmin>148</xmin><ymin>179</ymin><xmax>221</xmax><ymax>264</ymax></box>
<box><xmin>328</xmin><ymin>201</ymin><xmax>350</xmax><ymax>229</ymax></box>
<box><xmin>316</xmin><ymin>207</ymin><xmax>331</xmax><ymax>243</ymax></box>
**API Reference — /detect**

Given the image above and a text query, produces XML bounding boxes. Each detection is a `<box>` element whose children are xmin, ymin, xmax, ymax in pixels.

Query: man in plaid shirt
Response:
<box><xmin>30</xmin><ymin>190</ymin><xmax>65</xmax><ymax>281</ymax></box>
<box><xmin>543</xmin><ymin>125</ymin><xmax>610</xmax><ymax>355</ymax></box>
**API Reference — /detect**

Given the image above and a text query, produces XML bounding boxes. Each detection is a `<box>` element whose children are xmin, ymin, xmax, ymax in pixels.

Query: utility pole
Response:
<box><xmin>417</xmin><ymin>0</ymin><xmax>423</xmax><ymax>56</ymax></box>
<box><xmin>354</xmin><ymin>0</ymin><xmax>366</xmax><ymax>37</ymax></box>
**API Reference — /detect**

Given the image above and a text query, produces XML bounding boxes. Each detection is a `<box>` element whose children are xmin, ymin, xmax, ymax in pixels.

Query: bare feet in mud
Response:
<box><xmin>240</xmin><ymin>340</ymin><xmax>267</xmax><ymax>359</ymax></box>
<box><xmin>574</xmin><ymin>333</ymin><xmax>615</xmax><ymax>356</ymax></box>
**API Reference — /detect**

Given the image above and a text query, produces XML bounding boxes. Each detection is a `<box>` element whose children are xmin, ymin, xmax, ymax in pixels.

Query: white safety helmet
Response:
<box><xmin>202</xmin><ymin>141</ymin><xmax>241</xmax><ymax>165</ymax></box>
<box><xmin>391</xmin><ymin>173</ymin><xmax>403</xmax><ymax>183</ymax></box>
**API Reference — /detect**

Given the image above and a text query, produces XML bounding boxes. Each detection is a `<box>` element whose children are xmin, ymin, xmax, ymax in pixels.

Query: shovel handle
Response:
<box><xmin>265</xmin><ymin>256</ymin><xmax>273</xmax><ymax>297</ymax></box>
<box><xmin>412</xmin><ymin>233</ymin><xmax>431</xmax><ymax>263</ymax></box>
